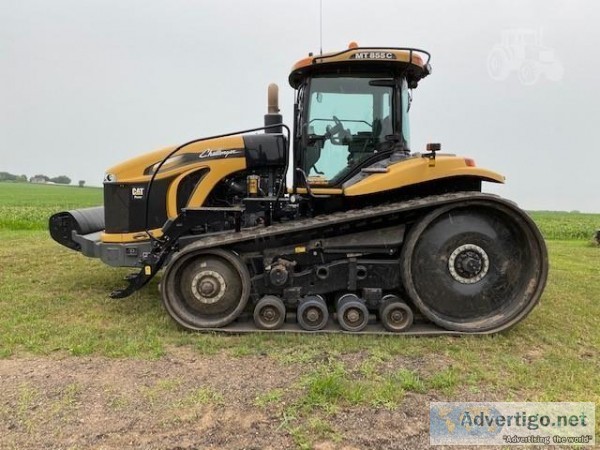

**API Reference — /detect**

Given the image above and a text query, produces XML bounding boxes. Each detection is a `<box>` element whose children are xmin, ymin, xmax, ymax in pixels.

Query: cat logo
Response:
<box><xmin>131</xmin><ymin>187</ymin><xmax>145</xmax><ymax>199</ymax></box>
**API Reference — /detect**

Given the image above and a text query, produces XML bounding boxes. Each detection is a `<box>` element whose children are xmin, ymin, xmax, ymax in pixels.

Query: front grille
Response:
<box><xmin>104</xmin><ymin>179</ymin><xmax>171</xmax><ymax>233</ymax></box>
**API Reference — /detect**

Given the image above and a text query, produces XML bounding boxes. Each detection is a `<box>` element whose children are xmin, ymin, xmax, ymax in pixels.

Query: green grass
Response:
<box><xmin>179</xmin><ymin>386</ymin><xmax>224</xmax><ymax>406</ymax></box>
<box><xmin>529</xmin><ymin>210</ymin><xmax>599</xmax><ymax>241</ymax></box>
<box><xmin>0</xmin><ymin>182</ymin><xmax>102</xmax><ymax>230</ymax></box>
<box><xmin>254</xmin><ymin>389</ymin><xmax>284</xmax><ymax>407</ymax></box>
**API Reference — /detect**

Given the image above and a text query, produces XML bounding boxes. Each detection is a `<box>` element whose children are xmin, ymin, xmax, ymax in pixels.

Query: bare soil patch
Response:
<box><xmin>0</xmin><ymin>347</ymin><xmax>440</xmax><ymax>450</ymax></box>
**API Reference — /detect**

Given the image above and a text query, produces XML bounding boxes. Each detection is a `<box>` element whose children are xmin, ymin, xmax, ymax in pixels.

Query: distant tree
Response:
<box><xmin>78</xmin><ymin>180</ymin><xmax>85</xmax><ymax>188</ymax></box>
<box><xmin>0</xmin><ymin>171</ymin><xmax>18</xmax><ymax>181</ymax></box>
<box><xmin>17</xmin><ymin>174</ymin><xmax>27</xmax><ymax>182</ymax></box>
<box><xmin>49</xmin><ymin>175</ymin><xmax>71</xmax><ymax>185</ymax></box>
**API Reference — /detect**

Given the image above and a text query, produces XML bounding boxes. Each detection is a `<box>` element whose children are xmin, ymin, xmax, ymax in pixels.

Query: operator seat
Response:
<box><xmin>305</xmin><ymin>143</ymin><xmax>322</xmax><ymax>174</ymax></box>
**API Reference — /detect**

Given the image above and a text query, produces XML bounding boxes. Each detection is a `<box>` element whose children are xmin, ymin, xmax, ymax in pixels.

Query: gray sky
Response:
<box><xmin>2</xmin><ymin>0</ymin><xmax>599</xmax><ymax>212</ymax></box>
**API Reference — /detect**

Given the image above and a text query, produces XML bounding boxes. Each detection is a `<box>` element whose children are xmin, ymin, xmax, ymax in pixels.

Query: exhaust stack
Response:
<box><xmin>264</xmin><ymin>83</ymin><xmax>282</xmax><ymax>133</ymax></box>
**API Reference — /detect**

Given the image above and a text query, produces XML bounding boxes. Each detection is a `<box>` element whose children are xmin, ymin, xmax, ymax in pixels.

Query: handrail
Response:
<box><xmin>311</xmin><ymin>46</ymin><xmax>432</xmax><ymax>66</ymax></box>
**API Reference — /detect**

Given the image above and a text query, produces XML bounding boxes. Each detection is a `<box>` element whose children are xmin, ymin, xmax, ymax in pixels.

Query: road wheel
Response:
<box><xmin>379</xmin><ymin>295</ymin><xmax>414</xmax><ymax>332</ymax></box>
<box><xmin>401</xmin><ymin>202</ymin><xmax>547</xmax><ymax>332</ymax></box>
<box><xmin>336</xmin><ymin>294</ymin><xmax>369</xmax><ymax>332</ymax></box>
<box><xmin>254</xmin><ymin>295</ymin><xmax>286</xmax><ymax>330</ymax></box>
<box><xmin>161</xmin><ymin>249</ymin><xmax>250</xmax><ymax>330</ymax></box>
<box><xmin>297</xmin><ymin>295</ymin><xmax>329</xmax><ymax>331</ymax></box>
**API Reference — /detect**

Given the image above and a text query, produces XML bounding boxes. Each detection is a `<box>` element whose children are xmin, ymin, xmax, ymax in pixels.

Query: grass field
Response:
<box><xmin>0</xmin><ymin>182</ymin><xmax>102</xmax><ymax>230</ymax></box>
<box><xmin>1</xmin><ymin>181</ymin><xmax>599</xmax><ymax>448</ymax></box>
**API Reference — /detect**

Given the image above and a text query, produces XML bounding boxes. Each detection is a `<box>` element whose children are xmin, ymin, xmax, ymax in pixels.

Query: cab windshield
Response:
<box><xmin>303</xmin><ymin>76</ymin><xmax>408</xmax><ymax>184</ymax></box>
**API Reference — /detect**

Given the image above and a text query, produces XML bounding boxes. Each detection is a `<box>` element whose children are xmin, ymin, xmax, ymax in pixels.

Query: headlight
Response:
<box><xmin>104</xmin><ymin>172</ymin><xmax>117</xmax><ymax>182</ymax></box>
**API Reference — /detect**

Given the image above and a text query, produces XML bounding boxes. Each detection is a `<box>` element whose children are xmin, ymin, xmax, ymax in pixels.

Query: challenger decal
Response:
<box><xmin>198</xmin><ymin>149</ymin><xmax>244</xmax><ymax>159</ymax></box>
<box><xmin>143</xmin><ymin>148</ymin><xmax>245</xmax><ymax>175</ymax></box>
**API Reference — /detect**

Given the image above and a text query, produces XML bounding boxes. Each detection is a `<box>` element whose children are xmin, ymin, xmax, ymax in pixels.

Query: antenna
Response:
<box><xmin>319</xmin><ymin>0</ymin><xmax>323</xmax><ymax>55</ymax></box>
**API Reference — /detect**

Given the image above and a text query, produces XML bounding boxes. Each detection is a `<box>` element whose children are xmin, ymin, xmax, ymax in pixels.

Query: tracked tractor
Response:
<box><xmin>50</xmin><ymin>43</ymin><xmax>548</xmax><ymax>335</ymax></box>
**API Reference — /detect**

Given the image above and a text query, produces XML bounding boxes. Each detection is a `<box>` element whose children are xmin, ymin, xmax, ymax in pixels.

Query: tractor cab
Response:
<box><xmin>288</xmin><ymin>44</ymin><xmax>432</xmax><ymax>189</ymax></box>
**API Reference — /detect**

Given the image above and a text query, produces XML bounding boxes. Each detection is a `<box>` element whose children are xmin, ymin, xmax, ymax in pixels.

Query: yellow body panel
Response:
<box><xmin>343</xmin><ymin>155</ymin><xmax>504</xmax><ymax>196</ymax></box>
<box><xmin>101</xmin><ymin>135</ymin><xmax>246</xmax><ymax>244</ymax></box>
<box><xmin>105</xmin><ymin>136</ymin><xmax>245</xmax><ymax>184</ymax></box>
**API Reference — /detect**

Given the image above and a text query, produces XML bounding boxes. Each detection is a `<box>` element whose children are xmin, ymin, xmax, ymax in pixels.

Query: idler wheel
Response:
<box><xmin>161</xmin><ymin>249</ymin><xmax>250</xmax><ymax>330</ymax></box>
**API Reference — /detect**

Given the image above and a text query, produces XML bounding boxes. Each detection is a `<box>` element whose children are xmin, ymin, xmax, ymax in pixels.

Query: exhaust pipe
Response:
<box><xmin>264</xmin><ymin>83</ymin><xmax>282</xmax><ymax>133</ymax></box>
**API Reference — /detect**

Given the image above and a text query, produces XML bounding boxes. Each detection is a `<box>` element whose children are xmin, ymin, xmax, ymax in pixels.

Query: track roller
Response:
<box><xmin>161</xmin><ymin>248</ymin><xmax>250</xmax><ymax>330</ymax></box>
<box><xmin>253</xmin><ymin>295</ymin><xmax>286</xmax><ymax>330</ymax></box>
<box><xmin>336</xmin><ymin>293</ymin><xmax>369</xmax><ymax>332</ymax></box>
<box><xmin>297</xmin><ymin>295</ymin><xmax>329</xmax><ymax>331</ymax></box>
<box><xmin>379</xmin><ymin>295</ymin><xmax>414</xmax><ymax>332</ymax></box>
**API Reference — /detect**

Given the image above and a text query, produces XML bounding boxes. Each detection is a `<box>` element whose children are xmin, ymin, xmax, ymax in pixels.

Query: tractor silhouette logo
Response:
<box><xmin>487</xmin><ymin>29</ymin><xmax>564</xmax><ymax>85</ymax></box>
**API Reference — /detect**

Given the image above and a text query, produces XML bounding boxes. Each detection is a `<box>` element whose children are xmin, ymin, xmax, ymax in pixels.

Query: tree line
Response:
<box><xmin>0</xmin><ymin>171</ymin><xmax>85</xmax><ymax>187</ymax></box>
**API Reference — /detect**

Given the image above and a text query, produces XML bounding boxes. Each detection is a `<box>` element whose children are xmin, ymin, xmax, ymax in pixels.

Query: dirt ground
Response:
<box><xmin>0</xmin><ymin>347</ymin><xmax>436</xmax><ymax>450</ymax></box>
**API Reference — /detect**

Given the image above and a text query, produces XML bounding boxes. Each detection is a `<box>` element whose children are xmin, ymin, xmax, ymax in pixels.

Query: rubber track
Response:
<box><xmin>168</xmin><ymin>192</ymin><xmax>542</xmax><ymax>336</ymax></box>
<box><xmin>191</xmin><ymin>317</ymin><xmax>473</xmax><ymax>336</ymax></box>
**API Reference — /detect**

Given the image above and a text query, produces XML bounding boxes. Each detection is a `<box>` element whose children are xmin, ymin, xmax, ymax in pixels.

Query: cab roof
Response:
<box><xmin>289</xmin><ymin>42</ymin><xmax>432</xmax><ymax>88</ymax></box>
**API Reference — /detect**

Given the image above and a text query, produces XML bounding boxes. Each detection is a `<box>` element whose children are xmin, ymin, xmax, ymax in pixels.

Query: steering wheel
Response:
<box><xmin>325</xmin><ymin>116</ymin><xmax>350</xmax><ymax>145</ymax></box>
